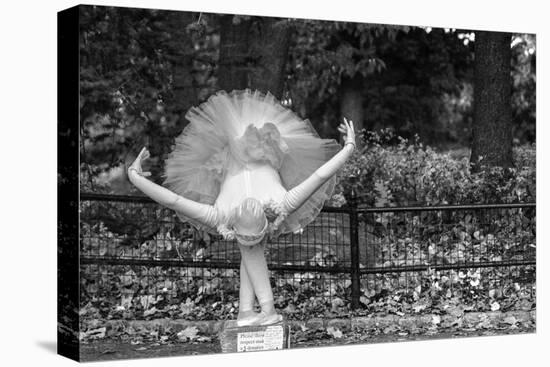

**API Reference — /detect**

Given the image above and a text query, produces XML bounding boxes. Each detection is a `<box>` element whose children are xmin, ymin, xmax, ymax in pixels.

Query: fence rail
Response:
<box><xmin>79</xmin><ymin>192</ymin><xmax>536</xmax><ymax>309</ymax></box>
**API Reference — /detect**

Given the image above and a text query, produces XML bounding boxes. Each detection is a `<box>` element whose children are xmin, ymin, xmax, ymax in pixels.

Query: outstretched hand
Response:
<box><xmin>128</xmin><ymin>147</ymin><xmax>152</xmax><ymax>177</ymax></box>
<box><xmin>338</xmin><ymin>117</ymin><xmax>356</xmax><ymax>148</ymax></box>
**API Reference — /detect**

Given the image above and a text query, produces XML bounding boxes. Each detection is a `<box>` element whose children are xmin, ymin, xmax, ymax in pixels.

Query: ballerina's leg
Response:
<box><xmin>237</xmin><ymin>258</ymin><xmax>258</xmax><ymax>320</ymax></box>
<box><xmin>238</xmin><ymin>242</ymin><xmax>277</xmax><ymax>316</ymax></box>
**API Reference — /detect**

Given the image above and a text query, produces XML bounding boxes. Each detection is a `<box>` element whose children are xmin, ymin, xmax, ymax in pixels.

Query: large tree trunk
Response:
<box><xmin>340</xmin><ymin>75</ymin><xmax>365</xmax><ymax>148</ymax></box>
<box><xmin>218</xmin><ymin>15</ymin><xmax>251</xmax><ymax>92</ymax></box>
<box><xmin>248</xmin><ymin>18</ymin><xmax>293</xmax><ymax>98</ymax></box>
<box><xmin>164</xmin><ymin>11</ymin><xmax>199</xmax><ymax>129</ymax></box>
<box><xmin>470</xmin><ymin>31</ymin><xmax>513</xmax><ymax>172</ymax></box>
<box><xmin>218</xmin><ymin>15</ymin><xmax>293</xmax><ymax>99</ymax></box>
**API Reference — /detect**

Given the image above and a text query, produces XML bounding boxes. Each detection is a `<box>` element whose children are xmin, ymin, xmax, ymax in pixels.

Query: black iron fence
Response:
<box><xmin>79</xmin><ymin>192</ymin><xmax>535</xmax><ymax>315</ymax></box>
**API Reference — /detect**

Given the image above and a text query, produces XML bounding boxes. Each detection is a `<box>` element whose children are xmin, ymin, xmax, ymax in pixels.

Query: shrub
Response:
<box><xmin>332</xmin><ymin>129</ymin><xmax>535</xmax><ymax>207</ymax></box>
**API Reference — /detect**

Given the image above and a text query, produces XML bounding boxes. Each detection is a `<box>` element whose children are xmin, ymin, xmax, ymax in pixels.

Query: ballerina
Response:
<box><xmin>127</xmin><ymin>89</ymin><xmax>356</xmax><ymax>326</ymax></box>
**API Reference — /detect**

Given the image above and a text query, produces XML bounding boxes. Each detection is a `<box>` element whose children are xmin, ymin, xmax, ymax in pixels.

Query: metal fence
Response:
<box><xmin>79</xmin><ymin>192</ymin><xmax>536</xmax><ymax>314</ymax></box>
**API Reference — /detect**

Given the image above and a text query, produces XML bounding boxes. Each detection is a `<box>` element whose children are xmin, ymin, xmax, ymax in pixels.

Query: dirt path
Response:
<box><xmin>80</xmin><ymin>327</ymin><xmax>534</xmax><ymax>362</ymax></box>
<box><xmin>80</xmin><ymin>339</ymin><xmax>221</xmax><ymax>361</ymax></box>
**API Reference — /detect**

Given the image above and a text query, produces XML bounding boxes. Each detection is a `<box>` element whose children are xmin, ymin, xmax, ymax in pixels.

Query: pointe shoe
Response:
<box><xmin>236</xmin><ymin>311</ymin><xmax>260</xmax><ymax>327</ymax></box>
<box><xmin>252</xmin><ymin>311</ymin><xmax>283</xmax><ymax>326</ymax></box>
<box><xmin>259</xmin><ymin>313</ymin><xmax>283</xmax><ymax>326</ymax></box>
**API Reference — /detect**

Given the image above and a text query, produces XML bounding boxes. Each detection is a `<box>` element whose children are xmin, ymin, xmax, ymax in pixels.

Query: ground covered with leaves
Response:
<box><xmin>79</xmin><ymin>309</ymin><xmax>535</xmax><ymax>361</ymax></box>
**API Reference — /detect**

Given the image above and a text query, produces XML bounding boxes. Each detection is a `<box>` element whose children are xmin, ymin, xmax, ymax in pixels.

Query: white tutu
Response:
<box><xmin>162</xmin><ymin>89</ymin><xmax>341</xmax><ymax>236</ymax></box>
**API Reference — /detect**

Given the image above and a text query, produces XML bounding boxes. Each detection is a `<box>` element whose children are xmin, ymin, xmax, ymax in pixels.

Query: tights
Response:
<box><xmin>237</xmin><ymin>241</ymin><xmax>276</xmax><ymax>317</ymax></box>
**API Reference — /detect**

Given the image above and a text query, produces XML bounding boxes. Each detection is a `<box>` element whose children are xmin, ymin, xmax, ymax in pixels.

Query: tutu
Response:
<box><xmin>162</xmin><ymin>89</ymin><xmax>341</xmax><ymax>236</ymax></box>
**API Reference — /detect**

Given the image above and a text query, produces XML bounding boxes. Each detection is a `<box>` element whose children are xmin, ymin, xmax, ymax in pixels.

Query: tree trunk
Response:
<box><xmin>470</xmin><ymin>31</ymin><xmax>513</xmax><ymax>171</ymax></box>
<box><xmin>218</xmin><ymin>15</ymin><xmax>293</xmax><ymax>99</ymax></box>
<box><xmin>248</xmin><ymin>18</ymin><xmax>293</xmax><ymax>98</ymax></box>
<box><xmin>218</xmin><ymin>15</ymin><xmax>251</xmax><ymax>92</ymax></box>
<box><xmin>164</xmin><ymin>12</ymin><xmax>199</xmax><ymax>129</ymax></box>
<box><xmin>340</xmin><ymin>74</ymin><xmax>365</xmax><ymax>148</ymax></box>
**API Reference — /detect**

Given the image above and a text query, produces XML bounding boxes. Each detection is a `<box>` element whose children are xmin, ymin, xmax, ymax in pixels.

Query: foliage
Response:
<box><xmin>79</xmin><ymin>254</ymin><xmax>534</xmax><ymax>342</ymax></box>
<box><xmin>286</xmin><ymin>24</ymin><xmax>475</xmax><ymax>143</ymax></box>
<box><xmin>79</xmin><ymin>197</ymin><xmax>535</xmax><ymax>338</ymax></box>
<box><xmin>361</xmin><ymin>27</ymin><xmax>474</xmax><ymax>144</ymax></box>
<box><xmin>511</xmin><ymin>34</ymin><xmax>536</xmax><ymax>143</ymax></box>
<box><xmin>80</xmin><ymin>7</ymin><xmax>172</xmax><ymax>173</ymax></box>
<box><xmin>335</xmin><ymin>129</ymin><xmax>535</xmax><ymax>207</ymax></box>
<box><xmin>79</xmin><ymin>8</ymin><xmax>535</xmax><ymax>193</ymax></box>
<box><xmin>286</xmin><ymin>20</ymin><xmax>409</xmax><ymax>138</ymax></box>
<box><xmin>79</xmin><ymin>6</ymin><xmax>219</xmax><ymax>190</ymax></box>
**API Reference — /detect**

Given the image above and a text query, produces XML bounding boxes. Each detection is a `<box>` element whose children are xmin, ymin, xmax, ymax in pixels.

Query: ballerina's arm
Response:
<box><xmin>127</xmin><ymin>147</ymin><xmax>219</xmax><ymax>228</ymax></box>
<box><xmin>281</xmin><ymin>118</ymin><xmax>356</xmax><ymax>213</ymax></box>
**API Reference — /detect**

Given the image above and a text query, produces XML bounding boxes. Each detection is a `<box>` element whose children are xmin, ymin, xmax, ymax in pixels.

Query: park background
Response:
<box><xmin>79</xmin><ymin>8</ymin><xmax>535</xmax><ymax>197</ymax></box>
<box><xmin>71</xmin><ymin>3</ymin><xmax>538</xmax><ymax>360</ymax></box>
<box><xmin>2</xmin><ymin>0</ymin><xmax>548</xmax><ymax>366</ymax></box>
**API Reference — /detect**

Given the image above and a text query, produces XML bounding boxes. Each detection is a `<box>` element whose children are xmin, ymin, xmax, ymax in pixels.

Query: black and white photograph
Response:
<box><xmin>53</xmin><ymin>1</ymin><xmax>540</xmax><ymax>364</ymax></box>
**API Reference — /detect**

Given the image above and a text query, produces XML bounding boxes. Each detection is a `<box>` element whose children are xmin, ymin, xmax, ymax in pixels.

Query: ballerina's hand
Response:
<box><xmin>338</xmin><ymin>117</ymin><xmax>356</xmax><ymax>148</ymax></box>
<box><xmin>128</xmin><ymin>147</ymin><xmax>152</xmax><ymax>177</ymax></box>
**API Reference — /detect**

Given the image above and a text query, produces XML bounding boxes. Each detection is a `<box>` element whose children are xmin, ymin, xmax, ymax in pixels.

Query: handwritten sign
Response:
<box><xmin>237</xmin><ymin>326</ymin><xmax>284</xmax><ymax>352</ymax></box>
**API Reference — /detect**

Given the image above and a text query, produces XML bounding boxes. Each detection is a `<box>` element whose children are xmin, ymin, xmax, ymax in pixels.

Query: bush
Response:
<box><xmin>332</xmin><ymin>129</ymin><xmax>535</xmax><ymax>207</ymax></box>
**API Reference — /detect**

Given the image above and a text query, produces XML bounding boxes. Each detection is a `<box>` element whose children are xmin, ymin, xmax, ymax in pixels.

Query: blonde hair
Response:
<box><xmin>233</xmin><ymin>197</ymin><xmax>266</xmax><ymax>234</ymax></box>
<box><xmin>217</xmin><ymin>198</ymin><xmax>268</xmax><ymax>245</ymax></box>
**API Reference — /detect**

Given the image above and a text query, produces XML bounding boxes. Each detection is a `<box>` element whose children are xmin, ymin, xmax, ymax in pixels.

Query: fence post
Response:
<box><xmin>348</xmin><ymin>186</ymin><xmax>361</xmax><ymax>309</ymax></box>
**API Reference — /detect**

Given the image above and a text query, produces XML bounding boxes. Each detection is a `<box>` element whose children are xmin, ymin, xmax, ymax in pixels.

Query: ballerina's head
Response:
<box><xmin>229</xmin><ymin>197</ymin><xmax>268</xmax><ymax>246</ymax></box>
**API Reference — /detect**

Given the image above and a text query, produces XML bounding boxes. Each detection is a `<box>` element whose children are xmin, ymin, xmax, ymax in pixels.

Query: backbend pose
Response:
<box><xmin>128</xmin><ymin>89</ymin><xmax>355</xmax><ymax>326</ymax></box>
